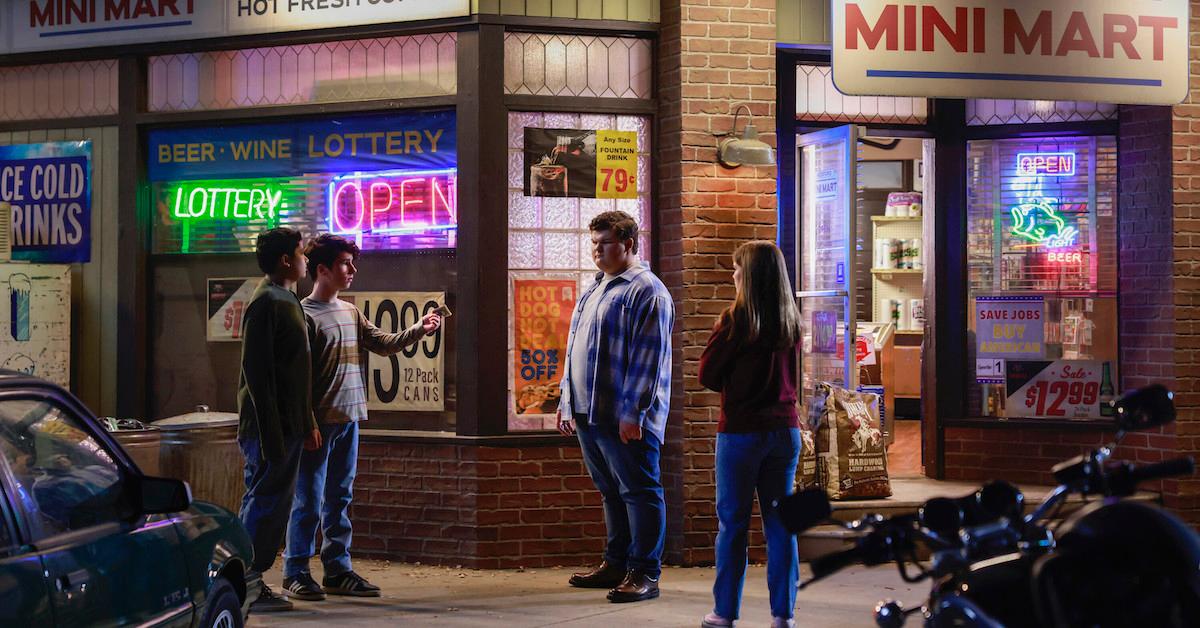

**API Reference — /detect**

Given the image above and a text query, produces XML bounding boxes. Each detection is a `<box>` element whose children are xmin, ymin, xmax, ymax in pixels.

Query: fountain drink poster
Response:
<box><xmin>523</xmin><ymin>128</ymin><xmax>638</xmax><ymax>199</ymax></box>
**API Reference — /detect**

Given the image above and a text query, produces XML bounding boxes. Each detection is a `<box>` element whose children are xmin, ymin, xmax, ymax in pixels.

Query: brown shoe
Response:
<box><xmin>606</xmin><ymin>570</ymin><xmax>660</xmax><ymax>603</ymax></box>
<box><xmin>569</xmin><ymin>560</ymin><xmax>627</xmax><ymax>588</ymax></box>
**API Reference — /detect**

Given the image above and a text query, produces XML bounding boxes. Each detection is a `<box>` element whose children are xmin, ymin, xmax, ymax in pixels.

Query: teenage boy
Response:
<box><xmin>238</xmin><ymin>227</ymin><xmax>322</xmax><ymax>613</ymax></box>
<box><xmin>557</xmin><ymin>211</ymin><xmax>675</xmax><ymax>603</ymax></box>
<box><xmin>282</xmin><ymin>234</ymin><xmax>442</xmax><ymax>600</ymax></box>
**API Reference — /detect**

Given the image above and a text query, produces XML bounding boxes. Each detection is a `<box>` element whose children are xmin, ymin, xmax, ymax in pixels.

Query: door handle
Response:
<box><xmin>55</xmin><ymin>569</ymin><xmax>90</xmax><ymax>593</ymax></box>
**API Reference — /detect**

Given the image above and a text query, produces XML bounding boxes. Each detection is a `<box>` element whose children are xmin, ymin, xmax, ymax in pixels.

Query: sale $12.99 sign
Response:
<box><xmin>1005</xmin><ymin>360</ymin><xmax>1104</xmax><ymax>419</ymax></box>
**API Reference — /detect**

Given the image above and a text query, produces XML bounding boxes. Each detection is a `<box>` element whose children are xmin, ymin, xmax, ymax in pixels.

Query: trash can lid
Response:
<box><xmin>155</xmin><ymin>411</ymin><xmax>239</xmax><ymax>429</ymax></box>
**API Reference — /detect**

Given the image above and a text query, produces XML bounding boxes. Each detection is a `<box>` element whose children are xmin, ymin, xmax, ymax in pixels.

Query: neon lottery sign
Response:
<box><xmin>168</xmin><ymin>179</ymin><xmax>290</xmax><ymax>222</ymax></box>
<box><xmin>328</xmin><ymin>168</ymin><xmax>457</xmax><ymax>236</ymax></box>
<box><xmin>1016</xmin><ymin>152</ymin><xmax>1076</xmax><ymax>177</ymax></box>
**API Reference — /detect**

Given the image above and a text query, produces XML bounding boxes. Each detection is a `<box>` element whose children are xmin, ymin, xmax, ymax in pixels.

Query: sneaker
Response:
<box><xmin>282</xmin><ymin>573</ymin><xmax>326</xmax><ymax>601</ymax></box>
<box><xmin>770</xmin><ymin>618</ymin><xmax>795</xmax><ymax>628</ymax></box>
<box><xmin>249</xmin><ymin>584</ymin><xmax>294</xmax><ymax>613</ymax></box>
<box><xmin>701</xmin><ymin>612</ymin><xmax>734</xmax><ymax>627</ymax></box>
<box><xmin>323</xmin><ymin>570</ymin><xmax>382</xmax><ymax>597</ymax></box>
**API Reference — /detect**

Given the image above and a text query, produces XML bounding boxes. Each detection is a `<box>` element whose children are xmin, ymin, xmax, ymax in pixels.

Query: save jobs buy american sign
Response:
<box><xmin>832</xmin><ymin>0</ymin><xmax>1189</xmax><ymax>105</ymax></box>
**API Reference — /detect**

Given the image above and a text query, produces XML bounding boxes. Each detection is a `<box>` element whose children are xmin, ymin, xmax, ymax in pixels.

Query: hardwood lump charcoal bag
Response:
<box><xmin>795</xmin><ymin>426</ymin><xmax>819</xmax><ymax>491</ymax></box>
<box><xmin>815</xmin><ymin>384</ymin><xmax>891</xmax><ymax>500</ymax></box>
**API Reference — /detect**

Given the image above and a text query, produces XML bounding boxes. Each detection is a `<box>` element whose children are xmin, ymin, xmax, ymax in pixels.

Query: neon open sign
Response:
<box><xmin>328</xmin><ymin>168</ymin><xmax>457</xmax><ymax>236</ymax></box>
<box><xmin>1016</xmin><ymin>152</ymin><xmax>1076</xmax><ymax>177</ymax></box>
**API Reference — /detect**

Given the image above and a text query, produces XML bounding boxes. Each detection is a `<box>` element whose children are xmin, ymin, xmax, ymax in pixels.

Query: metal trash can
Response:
<box><xmin>101</xmin><ymin>418</ymin><xmax>162</xmax><ymax>476</ymax></box>
<box><xmin>156</xmin><ymin>407</ymin><xmax>243</xmax><ymax>513</ymax></box>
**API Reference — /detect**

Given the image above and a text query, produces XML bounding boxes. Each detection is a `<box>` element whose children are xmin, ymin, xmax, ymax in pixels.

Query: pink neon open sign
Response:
<box><xmin>327</xmin><ymin>168</ymin><xmax>457</xmax><ymax>239</ymax></box>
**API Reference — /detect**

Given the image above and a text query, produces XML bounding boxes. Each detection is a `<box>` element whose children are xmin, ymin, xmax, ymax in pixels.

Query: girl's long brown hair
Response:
<box><xmin>721</xmin><ymin>240</ymin><xmax>802</xmax><ymax>349</ymax></box>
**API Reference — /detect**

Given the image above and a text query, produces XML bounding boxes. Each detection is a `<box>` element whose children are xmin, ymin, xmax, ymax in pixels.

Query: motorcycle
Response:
<box><xmin>778</xmin><ymin>385</ymin><xmax>1200</xmax><ymax>627</ymax></box>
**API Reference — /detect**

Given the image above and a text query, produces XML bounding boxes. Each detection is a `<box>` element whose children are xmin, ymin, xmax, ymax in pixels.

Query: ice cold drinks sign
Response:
<box><xmin>0</xmin><ymin>142</ymin><xmax>92</xmax><ymax>263</ymax></box>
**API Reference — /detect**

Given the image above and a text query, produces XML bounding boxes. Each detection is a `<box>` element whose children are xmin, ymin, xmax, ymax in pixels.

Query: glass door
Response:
<box><xmin>796</xmin><ymin>125</ymin><xmax>860</xmax><ymax>418</ymax></box>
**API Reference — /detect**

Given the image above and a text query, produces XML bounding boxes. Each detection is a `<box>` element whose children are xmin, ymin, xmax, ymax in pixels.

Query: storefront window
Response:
<box><xmin>146</xmin><ymin>110</ymin><xmax>458</xmax><ymax>431</ymax></box>
<box><xmin>506</xmin><ymin>111</ymin><xmax>652</xmax><ymax>432</ymax></box>
<box><xmin>966</xmin><ymin>136</ymin><xmax>1118</xmax><ymax>420</ymax></box>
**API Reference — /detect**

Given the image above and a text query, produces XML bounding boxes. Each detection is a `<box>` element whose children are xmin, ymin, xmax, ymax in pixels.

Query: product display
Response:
<box><xmin>885</xmin><ymin>191</ymin><xmax>922</xmax><ymax>217</ymax></box>
<box><xmin>813</xmin><ymin>383</ymin><xmax>891</xmax><ymax>500</ymax></box>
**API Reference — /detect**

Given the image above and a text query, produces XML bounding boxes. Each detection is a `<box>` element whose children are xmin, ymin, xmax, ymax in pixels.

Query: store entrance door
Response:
<box><xmin>795</xmin><ymin>125</ymin><xmax>860</xmax><ymax>418</ymax></box>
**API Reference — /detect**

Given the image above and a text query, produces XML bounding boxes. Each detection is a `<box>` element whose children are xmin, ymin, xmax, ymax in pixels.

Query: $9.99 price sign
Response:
<box><xmin>595</xmin><ymin>130</ymin><xmax>638</xmax><ymax>199</ymax></box>
<box><xmin>346</xmin><ymin>291</ymin><xmax>445</xmax><ymax>412</ymax></box>
<box><xmin>1005</xmin><ymin>360</ymin><xmax>1103</xmax><ymax>418</ymax></box>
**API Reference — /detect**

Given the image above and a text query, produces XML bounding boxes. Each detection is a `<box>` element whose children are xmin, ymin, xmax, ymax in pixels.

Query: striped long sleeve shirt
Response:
<box><xmin>303</xmin><ymin>297</ymin><xmax>425</xmax><ymax>424</ymax></box>
<box><xmin>559</xmin><ymin>262</ymin><xmax>675</xmax><ymax>444</ymax></box>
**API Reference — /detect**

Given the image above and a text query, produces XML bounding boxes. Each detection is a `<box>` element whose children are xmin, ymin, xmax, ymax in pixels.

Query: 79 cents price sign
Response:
<box><xmin>344</xmin><ymin>291</ymin><xmax>445</xmax><ymax>412</ymax></box>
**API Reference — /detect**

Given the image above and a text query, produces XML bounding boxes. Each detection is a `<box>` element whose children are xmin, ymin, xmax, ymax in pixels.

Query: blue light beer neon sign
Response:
<box><xmin>327</xmin><ymin>168</ymin><xmax>457</xmax><ymax>236</ymax></box>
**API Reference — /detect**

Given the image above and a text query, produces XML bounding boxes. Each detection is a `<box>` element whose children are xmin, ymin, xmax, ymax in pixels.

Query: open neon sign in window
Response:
<box><xmin>328</xmin><ymin>169</ymin><xmax>457</xmax><ymax>239</ymax></box>
<box><xmin>1016</xmin><ymin>152</ymin><xmax>1076</xmax><ymax>177</ymax></box>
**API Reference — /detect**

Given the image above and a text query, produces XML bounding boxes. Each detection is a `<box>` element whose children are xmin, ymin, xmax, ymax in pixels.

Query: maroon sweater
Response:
<box><xmin>698</xmin><ymin>318</ymin><xmax>801</xmax><ymax>433</ymax></box>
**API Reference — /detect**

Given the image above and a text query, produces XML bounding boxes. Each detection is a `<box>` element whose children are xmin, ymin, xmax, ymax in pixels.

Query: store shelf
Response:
<box><xmin>895</xmin><ymin>329</ymin><xmax>924</xmax><ymax>335</ymax></box>
<box><xmin>872</xmin><ymin>216</ymin><xmax>922</xmax><ymax>223</ymax></box>
<box><xmin>871</xmin><ymin>268</ymin><xmax>924</xmax><ymax>275</ymax></box>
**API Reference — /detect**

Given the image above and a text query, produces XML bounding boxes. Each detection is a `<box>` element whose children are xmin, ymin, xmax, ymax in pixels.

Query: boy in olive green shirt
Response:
<box><xmin>237</xmin><ymin>227</ymin><xmax>321</xmax><ymax>613</ymax></box>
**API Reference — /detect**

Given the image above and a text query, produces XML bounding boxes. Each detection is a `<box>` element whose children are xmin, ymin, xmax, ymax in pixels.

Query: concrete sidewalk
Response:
<box><xmin>248</xmin><ymin>559</ymin><xmax>924</xmax><ymax>627</ymax></box>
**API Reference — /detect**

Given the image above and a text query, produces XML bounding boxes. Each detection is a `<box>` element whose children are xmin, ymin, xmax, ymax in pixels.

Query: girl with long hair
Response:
<box><xmin>698</xmin><ymin>241</ymin><xmax>803</xmax><ymax>628</ymax></box>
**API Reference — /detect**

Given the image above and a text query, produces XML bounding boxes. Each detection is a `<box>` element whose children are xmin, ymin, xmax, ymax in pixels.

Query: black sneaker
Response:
<box><xmin>249</xmin><ymin>584</ymin><xmax>294</xmax><ymax>612</ymax></box>
<box><xmin>282</xmin><ymin>573</ymin><xmax>326</xmax><ymax>601</ymax></box>
<box><xmin>323</xmin><ymin>570</ymin><xmax>381</xmax><ymax>597</ymax></box>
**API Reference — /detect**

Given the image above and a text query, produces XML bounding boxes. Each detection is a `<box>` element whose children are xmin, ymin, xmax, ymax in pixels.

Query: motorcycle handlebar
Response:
<box><xmin>1108</xmin><ymin>456</ymin><xmax>1195</xmax><ymax>496</ymax></box>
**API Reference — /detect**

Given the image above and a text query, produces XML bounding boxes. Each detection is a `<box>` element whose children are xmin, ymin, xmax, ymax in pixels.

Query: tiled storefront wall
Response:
<box><xmin>659</xmin><ymin>0</ymin><xmax>778</xmax><ymax>565</ymax></box>
<box><xmin>351</xmin><ymin>439</ymin><xmax>604</xmax><ymax>568</ymax></box>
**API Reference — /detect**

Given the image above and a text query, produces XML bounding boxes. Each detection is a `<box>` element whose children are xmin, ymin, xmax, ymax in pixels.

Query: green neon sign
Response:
<box><xmin>166</xmin><ymin>179</ymin><xmax>293</xmax><ymax>223</ymax></box>
<box><xmin>1010</xmin><ymin>199</ymin><xmax>1078</xmax><ymax>249</ymax></box>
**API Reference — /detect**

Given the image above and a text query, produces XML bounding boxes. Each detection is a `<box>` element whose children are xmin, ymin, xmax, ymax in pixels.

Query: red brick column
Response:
<box><xmin>659</xmin><ymin>0</ymin><xmax>778</xmax><ymax>565</ymax></box>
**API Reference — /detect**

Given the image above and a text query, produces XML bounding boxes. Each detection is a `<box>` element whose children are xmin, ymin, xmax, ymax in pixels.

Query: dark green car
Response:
<box><xmin>0</xmin><ymin>372</ymin><xmax>260</xmax><ymax>627</ymax></box>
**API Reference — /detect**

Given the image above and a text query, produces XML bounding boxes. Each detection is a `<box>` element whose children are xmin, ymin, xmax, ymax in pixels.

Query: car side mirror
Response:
<box><xmin>131</xmin><ymin>475</ymin><xmax>192</xmax><ymax>515</ymax></box>
<box><xmin>1113</xmin><ymin>384</ymin><xmax>1175</xmax><ymax>433</ymax></box>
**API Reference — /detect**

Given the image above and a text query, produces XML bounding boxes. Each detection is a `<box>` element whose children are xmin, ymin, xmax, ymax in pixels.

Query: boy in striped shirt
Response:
<box><xmin>283</xmin><ymin>234</ymin><xmax>441</xmax><ymax>600</ymax></box>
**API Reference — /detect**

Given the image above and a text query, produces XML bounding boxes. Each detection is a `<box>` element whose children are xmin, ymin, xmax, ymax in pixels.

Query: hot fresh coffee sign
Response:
<box><xmin>833</xmin><ymin>0</ymin><xmax>1188</xmax><ymax>104</ymax></box>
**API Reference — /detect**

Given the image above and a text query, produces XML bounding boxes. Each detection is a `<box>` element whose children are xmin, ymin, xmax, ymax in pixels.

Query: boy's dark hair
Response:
<box><xmin>588</xmin><ymin>210</ymin><xmax>639</xmax><ymax>254</ymax></box>
<box><xmin>305</xmin><ymin>233</ymin><xmax>361</xmax><ymax>280</ymax></box>
<box><xmin>255</xmin><ymin>227</ymin><xmax>303</xmax><ymax>275</ymax></box>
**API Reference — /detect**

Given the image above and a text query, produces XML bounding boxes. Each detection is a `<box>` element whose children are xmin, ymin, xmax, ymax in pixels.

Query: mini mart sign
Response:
<box><xmin>8</xmin><ymin>1</ymin><xmax>469</xmax><ymax>53</ymax></box>
<box><xmin>832</xmin><ymin>0</ymin><xmax>1188</xmax><ymax>105</ymax></box>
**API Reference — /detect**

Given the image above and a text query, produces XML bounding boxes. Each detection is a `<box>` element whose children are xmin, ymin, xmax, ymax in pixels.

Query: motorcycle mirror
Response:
<box><xmin>977</xmin><ymin>480</ymin><xmax>1024</xmax><ymax>521</ymax></box>
<box><xmin>776</xmin><ymin>487</ymin><xmax>833</xmax><ymax>534</ymax></box>
<box><xmin>919</xmin><ymin>497</ymin><xmax>962</xmax><ymax>537</ymax></box>
<box><xmin>1113</xmin><ymin>384</ymin><xmax>1175</xmax><ymax>432</ymax></box>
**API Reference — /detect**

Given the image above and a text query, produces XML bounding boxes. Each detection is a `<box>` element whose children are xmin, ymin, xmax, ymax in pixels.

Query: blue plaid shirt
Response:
<box><xmin>560</xmin><ymin>262</ymin><xmax>675</xmax><ymax>444</ymax></box>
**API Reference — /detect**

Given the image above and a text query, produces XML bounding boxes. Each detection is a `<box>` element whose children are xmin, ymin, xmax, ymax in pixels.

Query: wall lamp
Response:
<box><xmin>715</xmin><ymin>104</ymin><xmax>775</xmax><ymax>168</ymax></box>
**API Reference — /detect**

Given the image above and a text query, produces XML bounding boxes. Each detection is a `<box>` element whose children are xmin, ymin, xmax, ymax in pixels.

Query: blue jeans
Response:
<box><xmin>238</xmin><ymin>435</ymin><xmax>303</xmax><ymax>574</ymax></box>
<box><xmin>574</xmin><ymin>417</ymin><xmax>665</xmax><ymax>578</ymax></box>
<box><xmin>713</xmin><ymin>428</ymin><xmax>801</xmax><ymax>621</ymax></box>
<box><xmin>283</xmin><ymin>422</ymin><xmax>359</xmax><ymax>578</ymax></box>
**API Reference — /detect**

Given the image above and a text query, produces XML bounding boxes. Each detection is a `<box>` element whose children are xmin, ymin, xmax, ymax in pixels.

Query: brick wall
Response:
<box><xmin>659</xmin><ymin>0</ymin><xmax>778</xmax><ymax>565</ymax></box>
<box><xmin>1170</xmin><ymin>7</ymin><xmax>1200</xmax><ymax>523</ymax></box>
<box><xmin>351</xmin><ymin>439</ymin><xmax>605</xmax><ymax>568</ymax></box>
